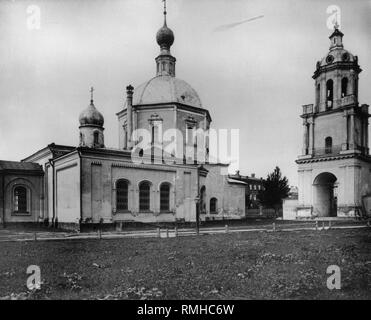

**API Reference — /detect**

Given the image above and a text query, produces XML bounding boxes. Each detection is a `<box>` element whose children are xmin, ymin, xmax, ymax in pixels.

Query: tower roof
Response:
<box><xmin>79</xmin><ymin>87</ymin><xmax>104</xmax><ymax>127</ymax></box>
<box><xmin>156</xmin><ymin>24</ymin><xmax>175</xmax><ymax>50</ymax></box>
<box><xmin>125</xmin><ymin>1</ymin><xmax>204</xmax><ymax>111</ymax></box>
<box><xmin>314</xmin><ymin>27</ymin><xmax>359</xmax><ymax>73</ymax></box>
<box><xmin>156</xmin><ymin>0</ymin><xmax>174</xmax><ymax>50</ymax></box>
<box><xmin>329</xmin><ymin>27</ymin><xmax>344</xmax><ymax>39</ymax></box>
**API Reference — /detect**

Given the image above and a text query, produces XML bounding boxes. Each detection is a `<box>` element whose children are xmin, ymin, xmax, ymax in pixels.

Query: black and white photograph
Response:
<box><xmin>0</xmin><ymin>0</ymin><xmax>370</xmax><ymax>307</ymax></box>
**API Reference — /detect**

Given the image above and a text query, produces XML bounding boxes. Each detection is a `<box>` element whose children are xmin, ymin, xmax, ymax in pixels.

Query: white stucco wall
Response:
<box><xmin>55</xmin><ymin>161</ymin><xmax>80</xmax><ymax>223</ymax></box>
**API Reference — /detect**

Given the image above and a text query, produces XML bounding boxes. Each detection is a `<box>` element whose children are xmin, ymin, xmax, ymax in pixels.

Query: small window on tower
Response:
<box><xmin>94</xmin><ymin>131</ymin><xmax>99</xmax><ymax>145</ymax></box>
<box><xmin>325</xmin><ymin>137</ymin><xmax>333</xmax><ymax>154</ymax></box>
<box><xmin>316</xmin><ymin>84</ymin><xmax>320</xmax><ymax>107</ymax></box>
<box><xmin>341</xmin><ymin>77</ymin><xmax>348</xmax><ymax>98</ymax></box>
<box><xmin>326</xmin><ymin>79</ymin><xmax>334</xmax><ymax>109</ymax></box>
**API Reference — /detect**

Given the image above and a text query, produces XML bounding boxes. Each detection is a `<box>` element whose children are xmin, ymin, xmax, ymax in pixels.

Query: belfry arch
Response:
<box><xmin>313</xmin><ymin>172</ymin><xmax>338</xmax><ymax>217</ymax></box>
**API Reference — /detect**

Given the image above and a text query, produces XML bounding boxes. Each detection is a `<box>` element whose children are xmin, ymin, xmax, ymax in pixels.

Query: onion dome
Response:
<box><xmin>156</xmin><ymin>1</ymin><xmax>174</xmax><ymax>50</ymax></box>
<box><xmin>79</xmin><ymin>90</ymin><xmax>104</xmax><ymax>127</ymax></box>
<box><xmin>156</xmin><ymin>23</ymin><xmax>174</xmax><ymax>49</ymax></box>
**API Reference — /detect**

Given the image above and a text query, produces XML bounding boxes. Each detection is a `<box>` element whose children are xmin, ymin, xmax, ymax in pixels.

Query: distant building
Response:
<box><xmin>228</xmin><ymin>171</ymin><xmax>265</xmax><ymax>210</ymax></box>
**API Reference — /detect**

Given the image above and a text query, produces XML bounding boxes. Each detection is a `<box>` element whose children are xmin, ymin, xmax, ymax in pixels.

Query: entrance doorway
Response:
<box><xmin>313</xmin><ymin>172</ymin><xmax>338</xmax><ymax>217</ymax></box>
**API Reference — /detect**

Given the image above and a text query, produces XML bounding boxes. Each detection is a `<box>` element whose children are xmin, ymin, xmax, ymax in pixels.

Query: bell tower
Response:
<box><xmin>301</xmin><ymin>25</ymin><xmax>368</xmax><ymax>157</ymax></box>
<box><xmin>296</xmin><ymin>26</ymin><xmax>371</xmax><ymax>219</ymax></box>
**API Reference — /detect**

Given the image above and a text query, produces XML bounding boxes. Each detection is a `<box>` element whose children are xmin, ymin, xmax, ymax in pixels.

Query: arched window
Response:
<box><xmin>160</xmin><ymin>183</ymin><xmax>170</xmax><ymax>212</ymax></box>
<box><xmin>326</xmin><ymin>79</ymin><xmax>334</xmax><ymax>109</ymax></box>
<box><xmin>210</xmin><ymin>198</ymin><xmax>218</xmax><ymax>214</ymax></box>
<box><xmin>341</xmin><ymin>77</ymin><xmax>348</xmax><ymax>97</ymax></box>
<box><xmin>14</xmin><ymin>186</ymin><xmax>27</xmax><ymax>212</ymax></box>
<box><xmin>139</xmin><ymin>181</ymin><xmax>151</xmax><ymax>211</ymax></box>
<box><xmin>116</xmin><ymin>180</ymin><xmax>129</xmax><ymax>211</ymax></box>
<box><xmin>93</xmin><ymin>131</ymin><xmax>99</xmax><ymax>145</ymax></box>
<box><xmin>325</xmin><ymin>137</ymin><xmax>333</xmax><ymax>154</ymax></box>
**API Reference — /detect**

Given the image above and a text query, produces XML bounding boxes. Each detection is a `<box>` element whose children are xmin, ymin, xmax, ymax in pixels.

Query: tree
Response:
<box><xmin>258</xmin><ymin>166</ymin><xmax>290</xmax><ymax>218</ymax></box>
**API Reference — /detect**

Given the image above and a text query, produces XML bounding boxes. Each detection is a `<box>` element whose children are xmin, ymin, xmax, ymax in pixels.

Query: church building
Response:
<box><xmin>0</xmin><ymin>8</ymin><xmax>246</xmax><ymax>229</ymax></box>
<box><xmin>296</xmin><ymin>25</ymin><xmax>371</xmax><ymax>219</ymax></box>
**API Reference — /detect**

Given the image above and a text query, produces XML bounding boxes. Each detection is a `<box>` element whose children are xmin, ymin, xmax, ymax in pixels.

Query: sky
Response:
<box><xmin>0</xmin><ymin>0</ymin><xmax>371</xmax><ymax>186</ymax></box>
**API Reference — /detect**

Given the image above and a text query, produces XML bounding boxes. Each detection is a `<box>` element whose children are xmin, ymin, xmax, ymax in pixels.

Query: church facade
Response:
<box><xmin>296</xmin><ymin>26</ymin><xmax>371</xmax><ymax>219</ymax></box>
<box><xmin>0</xmin><ymin>11</ymin><xmax>245</xmax><ymax>229</ymax></box>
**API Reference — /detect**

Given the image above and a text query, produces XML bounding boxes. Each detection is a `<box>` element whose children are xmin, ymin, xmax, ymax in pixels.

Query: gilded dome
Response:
<box><xmin>132</xmin><ymin>75</ymin><xmax>202</xmax><ymax>109</ymax></box>
<box><xmin>79</xmin><ymin>101</ymin><xmax>104</xmax><ymax>127</ymax></box>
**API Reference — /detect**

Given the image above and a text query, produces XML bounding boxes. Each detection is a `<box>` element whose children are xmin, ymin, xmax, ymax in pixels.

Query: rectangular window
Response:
<box><xmin>116</xmin><ymin>181</ymin><xmax>128</xmax><ymax>211</ymax></box>
<box><xmin>139</xmin><ymin>183</ymin><xmax>151</xmax><ymax>211</ymax></box>
<box><xmin>160</xmin><ymin>184</ymin><xmax>170</xmax><ymax>212</ymax></box>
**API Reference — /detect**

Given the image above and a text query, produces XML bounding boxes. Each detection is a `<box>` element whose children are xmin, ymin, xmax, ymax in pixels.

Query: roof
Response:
<box><xmin>329</xmin><ymin>28</ymin><xmax>344</xmax><ymax>38</ymax></box>
<box><xmin>22</xmin><ymin>143</ymin><xmax>76</xmax><ymax>162</ymax></box>
<box><xmin>318</xmin><ymin>48</ymin><xmax>355</xmax><ymax>68</ymax></box>
<box><xmin>0</xmin><ymin>160</ymin><xmax>43</xmax><ymax>172</ymax></box>
<box><xmin>79</xmin><ymin>101</ymin><xmax>104</xmax><ymax>127</ymax></box>
<box><xmin>133</xmin><ymin>75</ymin><xmax>203</xmax><ymax>109</ymax></box>
<box><xmin>228</xmin><ymin>174</ymin><xmax>264</xmax><ymax>182</ymax></box>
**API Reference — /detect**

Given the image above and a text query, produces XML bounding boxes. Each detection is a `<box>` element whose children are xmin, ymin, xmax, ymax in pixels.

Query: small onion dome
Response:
<box><xmin>156</xmin><ymin>24</ymin><xmax>174</xmax><ymax>49</ymax></box>
<box><xmin>79</xmin><ymin>101</ymin><xmax>104</xmax><ymax>127</ymax></box>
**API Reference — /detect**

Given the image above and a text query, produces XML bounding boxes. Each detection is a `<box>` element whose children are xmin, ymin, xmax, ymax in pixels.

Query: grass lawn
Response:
<box><xmin>0</xmin><ymin>228</ymin><xmax>370</xmax><ymax>300</ymax></box>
